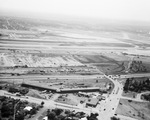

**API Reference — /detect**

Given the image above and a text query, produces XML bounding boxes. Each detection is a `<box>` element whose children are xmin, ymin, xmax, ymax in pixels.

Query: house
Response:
<box><xmin>86</xmin><ymin>98</ymin><xmax>99</xmax><ymax>107</ymax></box>
<box><xmin>24</xmin><ymin>106</ymin><xmax>32</xmax><ymax>111</ymax></box>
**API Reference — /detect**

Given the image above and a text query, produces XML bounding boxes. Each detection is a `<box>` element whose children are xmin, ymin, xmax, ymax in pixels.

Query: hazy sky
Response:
<box><xmin>0</xmin><ymin>0</ymin><xmax>150</xmax><ymax>21</ymax></box>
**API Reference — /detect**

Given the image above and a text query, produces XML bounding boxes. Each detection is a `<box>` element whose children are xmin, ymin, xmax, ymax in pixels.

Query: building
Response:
<box><xmin>24</xmin><ymin>106</ymin><xmax>32</xmax><ymax>111</ymax></box>
<box><xmin>78</xmin><ymin>92</ymin><xmax>90</xmax><ymax>97</ymax></box>
<box><xmin>22</xmin><ymin>83</ymin><xmax>109</xmax><ymax>93</ymax></box>
<box><xmin>86</xmin><ymin>98</ymin><xmax>99</xmax><ymax>107</ymax></box>
<box><xmin>96</xmin><ymin>95</ymin><xmax>106</xmax><ymax>100</ymax></box>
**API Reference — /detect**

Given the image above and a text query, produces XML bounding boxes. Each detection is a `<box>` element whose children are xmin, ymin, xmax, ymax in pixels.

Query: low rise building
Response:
<box><xmin>86</xmin><ymin>98</ymin><xmax>99</xmax><ymax>107</ymax></box>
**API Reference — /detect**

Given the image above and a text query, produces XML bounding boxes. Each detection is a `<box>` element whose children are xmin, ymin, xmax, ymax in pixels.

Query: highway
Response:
<box><xmin>0</xmin><ymin>74</ymin><xmax>103</xmax><ymax>79</ymax></box>
<box><xmin>120</xmin><ymin>73</ymin><xmax>150</xmax><ymax>78</ymax></box>
<box><xmin>1</xmin><ymin>72</ymin><xmax>150</xmax><ymax>80</ymax></box>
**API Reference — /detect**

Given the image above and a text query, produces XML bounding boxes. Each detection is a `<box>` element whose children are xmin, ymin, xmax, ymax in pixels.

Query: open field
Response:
<box><xmin>116</xmin><ymin>99</ymin><xmax>150</xmax><ymax>120</ymax></box>
<box><xmin>0</xmin><ymin>52</ymin><xmax>83</xmax><ymax>67</ymax></box>
<box><xmin>0</xmin><ymin>51</ymin><xmax>131</xmax><ymax>75</ymax></box>
<box><xmin>0</xmin><ymin>48</ymin><xmax>132</xmax><ymax>75</ymax></box>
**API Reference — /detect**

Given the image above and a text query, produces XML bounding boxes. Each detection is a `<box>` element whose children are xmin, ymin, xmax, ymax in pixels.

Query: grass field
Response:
<box><xmin>116</xmin><ymin>99</ymin><xmax>150</xmax><ymax>120</ymax></box>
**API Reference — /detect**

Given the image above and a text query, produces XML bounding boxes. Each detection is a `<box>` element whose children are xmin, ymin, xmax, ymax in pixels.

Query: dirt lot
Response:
<box><xmin>73</xmin><ymin>53</ymin><xmax>130</xmax><ymax>75</ymax></box>
<box><xmin>21</xmin><ymin>76</ymin><xmax>112</xmax><ymax>90</ymax></box>
<box><xmin>55</xmin><ymin>94</ymin><xmax>78</xmax><ymax>106</ymax></box>
<box><xmin>116</xmin><ymin>99</ymin><xmax>150</xmax><ymax>120</ymax></box>
<box><xmin>0</xmin><ymin>52</ymin><xmax>83</xmax><ymax>67</ymax></box>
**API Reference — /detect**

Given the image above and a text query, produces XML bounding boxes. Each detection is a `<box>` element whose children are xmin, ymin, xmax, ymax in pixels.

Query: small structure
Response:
<box><xmin>80</xmin><ymin>117</ymin><xmax>87</xmax><ymax>120</ymax></box>
<box><xmin>97</xmin><ymin>95</ymin><xmax>106</xmax><ymax>100</ymax></box>
<box><xmin>24</xmin><ymin>106</ymin><xmax>32</xmax><ymax>111</ymax></box>
<box><xmin>43</xmin><ymin>116</ymin><xmax>48</xmax><ymax>120</ymax></box>
<box><xmin>86</xmin><ymin>98</ymin><xmax>99</xmax><ymax>107</ymax></box>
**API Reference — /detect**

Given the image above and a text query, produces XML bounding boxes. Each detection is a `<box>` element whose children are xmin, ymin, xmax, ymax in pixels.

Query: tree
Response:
<box><xmin>87</xmin><ymin>113</ymin><xmax>98</xmax><ymax>120</ymax></box>
<box><xmin>8</xmin><ymin>116</ymin><xmax>13</xmax><ymax>120</ymax></box>
<box><xmin>47</xmin><ymin>112</ymin><xmax>56</xmax><ymax>120</ymax></box>
<box><xmin>54</xmin><ymin>109</ymin><xmax>63</xmax><ymax>116</ymax></box>
<box><xmin>124</xmin><ymin>78</ymin><xmax>130</xmax><ymax>92</ymax></box>
<box><xmin>1</xmin><ymin>102</ymin><xmax>14</xmax><ymax>117</ymax></box>
<box><xmin>15</xmin><ymin>111</ymin><xmax>25</xmax><ymax>120</ymax></box>
<box><xmin>47</xmin><ymin>109</ymin><xmax>50</xmax><ymax>115</ymax></box>
<box><xmin>9</xmin><ymin>87</ymin><xmax>18</xmax><ymax>93</ymax></box>
<box><xmin>57</xmin><ymin>115</ymin><xmax>65</xmax><ymax>120</ymax></box>
<box><xmin>41</xmin><ymin>101</ymin><xmax>44</xmax><ymax>107</ymax></box>
<box><xmin>30</xmin><ymin>107</ymin><xmax>37</xmax><ymax>115</ymax></box>
<box><xmin>20</xmin><ymin>88</ymin><xmax>29</xmax><ymax>95</ymax></box>
<box><xmin>110</xmin><ymin>116</ymin><xmax>120</xmax><ymax>120</ymax></box>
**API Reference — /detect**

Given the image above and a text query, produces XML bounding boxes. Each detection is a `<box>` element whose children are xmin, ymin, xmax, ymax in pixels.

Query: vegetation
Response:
<box><xmin>129</xmin><ymin>60</ymin><xmax>147</xmax><ymax>73</ymax></box>
<box><xmin>141</xmin><ymin>94</ymin><xmax>150</xmax><ymax>101</ymax></box>
<box><xmin>45</xmin><ymin>108</ymin><xmax>98</xmax><ymax>120</ymax></box>
<box><xmin>124</xmin><ymin>77</ymin><xmax>150</xmax><ymax>93</ymax></box>
<box><xmin>116</xmin><ymin>99</ymin><xmax>150</xmax><ymax>120</ymax></box>
<box><xmin>8</xmin><ymin>86</ymin><xmax>29</xmax><ymax>95</ymax></box>
<box><xmin>0</xmin><ymin>96</ymin><xmax>40</xmax><ymax>120</ymax></box>
<box><xmin>110</xmin><ymin>116</ymin><xmax>120</xmax><ymax>120</ymax></box>
<box><xmin>41</xmin><ymin>101</ymin><xmax>45</xmax><ymax>107</ymax></box>
<box><xmin>87</xmin><ymin>113</ymin><xmax>99</xmax><ymax>120</ymax></box>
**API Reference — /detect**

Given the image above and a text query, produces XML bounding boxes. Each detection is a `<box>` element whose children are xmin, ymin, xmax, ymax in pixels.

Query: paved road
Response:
<box><xmin>99</xmin><ymin>74</ymin><xmax>149</xmax><ymax>120</ymax></box>
<box><xmin>96</xmin><ymin>74</ymin><xmax>124</xmax><ymax>120</ymax></box>
<box><xmin>1</xmin><ymin>72</ymin><xmax>150</xmax><ymax>79</ymax></box>
<box><xmin>120</xmin><ymin>96</ymin><xmax>148</xmax><ymax>102</ymax></box>
<box><xmin>1</xmin><ymin>72</ymin><xmax>149</xmax><ymax>120</ymax></box>
<box><xmin>120</xmin><ymin>73</ymin><xmax>150</xmax><ymax>78</ymax></box>
<box><xmin>0</xmin><ymin>74</ymin><xmax>103</xmax><ymax>79</ymax></box>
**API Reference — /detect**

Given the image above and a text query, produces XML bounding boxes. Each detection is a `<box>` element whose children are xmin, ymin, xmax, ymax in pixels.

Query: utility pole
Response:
<box><xmin>90</xmin><ymin>107</ymin><xmax>92</xmax><ymax>115</ymax></box>
<box><xmin>56</xmin><ymin>103</ymin><xmax>57</xmax><ymax>108</ymax></box>
<box><xmin>13</xmin><ymin>100</ymin><xmax>20</xmax><ymax>120</ymax></box>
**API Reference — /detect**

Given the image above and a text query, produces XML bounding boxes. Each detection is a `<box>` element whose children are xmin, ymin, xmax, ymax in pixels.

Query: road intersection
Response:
<box><xmin>0</xmin><ymin>73</ymin><xmax>149</xmax><ymax>120</ymax></box>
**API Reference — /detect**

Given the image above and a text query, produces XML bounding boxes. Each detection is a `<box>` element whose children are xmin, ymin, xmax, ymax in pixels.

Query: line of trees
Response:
<box><xmin>46</xmin><ymin>108</ymin><xmax>99</xmax><ymax>120</ymax></box>
<box><xmin>110</xmin><ymin>116</ymin><xmax>120</xmax><ymax>120</ymax></box>
<box><xmin>124</xmin><ymin>77</ymin><xmax>150</xmax><ymax>93</ymax></box>
<box><xmin>8</xmin><ymin>86</ymin><xmax>29</xmax><ymax>95</ymax></box>
<box><xmin>129</xmin><ymin>61</ymin><xmax>147</xmax><ymax>73</ymax></box>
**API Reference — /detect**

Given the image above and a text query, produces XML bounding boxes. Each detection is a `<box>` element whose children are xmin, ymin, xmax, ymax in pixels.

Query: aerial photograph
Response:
<box><xmin>0</xmin><ymin>0</ymin><xmax>150</xmax><ymax>120</ymax></box>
